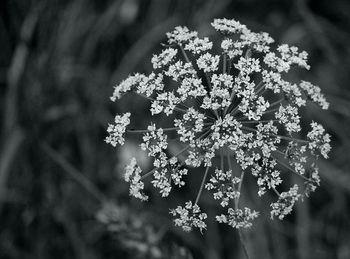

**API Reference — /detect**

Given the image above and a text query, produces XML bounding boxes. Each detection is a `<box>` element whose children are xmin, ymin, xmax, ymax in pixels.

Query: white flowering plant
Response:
<box><xmin>106</xmin><ymin>18</ymin><xmax>330</xmax><ymax>233</ymax></box>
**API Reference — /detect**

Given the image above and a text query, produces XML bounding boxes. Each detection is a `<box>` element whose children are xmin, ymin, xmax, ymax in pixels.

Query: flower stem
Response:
<box><xmin>235</xmin><ymin>170</ymin><xmax>245</xmax><ymax>209</ymax></box>
<box><xmin>254</xmin><ymin>80</ymin><xmax>263</xmax><ymax>92</ymax></box>
<box><xmin>257</xmin><ymin>88</ymin><xmax>268</xmax><ymax>96</ymax></box>
<box><xmin>272</xmin><ymin>186</ymin><xmax>281</xmax><ymax>196</ymax></box>
<box><xmin>141</xmin><ymin>168</ymin><xmax>157</xmax><ymax>180</ymax></box>
<box><xmin>179</xmin><ymin>45</ymin><xmax>190</xmax><ymax>63</ymax></box>
<box><xmin>195</xmin><ymin>166</ymin><xmax>210</xmax><ymax>205</ymax></box>
<box><xmin>239</xmin><ymin>119</ymin><xmax>278</xmax><ymax>124</ymax></box>
<box><xmin>127</xmin><ymin>127</ymin><xmax>180</xmax><ymax>133</ymax></box>
<box><xmin>270</xmin><ymin>98</ymin><xmax>284</xmax><ymax>108</ymax></box>
<box><xmin>229</xmin><ymin>102</ymin><xmax>241</xmax><ymax>116</ymax></box>
<box><xmin>223</xmin><ymin>54</ymin><xmax>227</xmax><ymax>74</ymax></box>
<box><xmin>261</xmin><ymin>107</ymin><xmax>279</xmax><ymax>115</ymax></box>
<box><xmin>278</xmin><ymin>135</ymin><xmax>309</xmax><ymax>144</ymax></box>
<box><xmin>238</xmin><ymin>229</ymin><xmax>250</xmax><ymax>259</ymax></box>
<box><xmin>220</xmin><ymin>147</ymin><xmax>224</xmax><ymax>171</ymax></box>
<box><xmin>272</xmin><ymin>153</ymin><xmax>310</xmax><ymax>181</ymax></box>
<box><xmin>173</xmin><ymin>145</ymin><xmax>191</xmax><ymax>157</ymax></box>
<box><xmin>241</xmin><ymin>126</ymin><xmax>310</xmax><ymax>144</ymax></box>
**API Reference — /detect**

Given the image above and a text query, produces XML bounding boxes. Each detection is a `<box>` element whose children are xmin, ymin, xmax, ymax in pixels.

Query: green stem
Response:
<box><xmin>220</xmin><ymin>148</ymin><xmax>224</xmax><ymax>171</ymax></box>
<box><xmin>238</xmin><ymin>229</ymin><xmax>250</xmax><ymax>259</ymax></box>
<box><xmin>230</xmin><ymin>103</ymin><xmax>241</xmax><ymax>116</ymax></box>
<box><xmin>261</xmin><ymin>107</ymin><xmax>279</xmax><ymax>115</ymax></box>
<box><xmin>141</xmin><ymin>168</ymin><xmax>157</xmax><ymax>180</ymax></box>
<box><xmin>128</xmin><ymin>127</ymin><xmax>180</xmax><ymax>133</ymax></box>
<box><xmin>223</xmin><ymin>54</ymin><xmax>227</xmax><ymax>74</ymax></box>
<box><xmin>172</xmin><ymin>145</ymin><xmax>191</xmax><ymax>157</ymax></box>
<box><xmin>239</xmin><ymin>119</ymin><xmax>278</xmax><ymax>124</ymax></box>
<box><xmin>254</xmin><ymin>80</ymin><xmax>264</xmax><ymax>92</ymax></box>
<box><xmin>278</xmin><ymin>135</ymin><xmax>309</xmax><ymax>144</ymax></box>
<box><xmin>270</xmin><ymin>98</ymin><xmax>284</xmax><ymax>108</ymax></box>
<box><xmin>272</xmin><ymin>153</ymin><xmax>310</xmax><ymax>181</ymax></box>
<box><xmin>241</xmin><ymin>126</ymin><xmax>309</xmax><ymax>144</ymax></box>
<box><xmin>272</xmin><ymin>186</ymin><xmax>281</xmax><ymax>196</ymax></box>
<box><xmin>257</xmin><ymin>88</ymin><xmax>268</xmax><ymax>96</ymax></box>
<box><xmin>226</xmin><ymin>148</ymin><xmax>237</xmax><ymax>192</ymax></box>
<box><xmin>179</xmin><ymin>45</ymin><xmax>190</xmax><ymax>63</ymax></box>
<box><xmin>235</xmin><ymin>170</ymin><xmax>245</xmax><ymax>209</ymax></box>
<box><xmin>195</xmin><ymin>166</ymin><xmax>210</xmax><ymax>204</ymax></box>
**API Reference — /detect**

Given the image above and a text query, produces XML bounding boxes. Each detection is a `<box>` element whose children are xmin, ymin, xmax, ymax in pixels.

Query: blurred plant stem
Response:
<box><xmin>41</xmin><ymin>142</ymin><xmax>107</xmax><ymax>204</ymax></box>
<box><xmin>0</xmin><ymin>5</ymin><xmax>39</xmax><ymax>212</ymax></box>
<box><xmin>296</xmin><ymin>0</ymin><xmax>338</xmax><ymax>63</ymax></box>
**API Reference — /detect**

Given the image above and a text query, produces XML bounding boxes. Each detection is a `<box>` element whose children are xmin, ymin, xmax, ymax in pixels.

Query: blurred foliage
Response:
<box><xmin>1</xmin><ymin>0</ymin><xmax>350</xmax><ymax>258</ymax></box>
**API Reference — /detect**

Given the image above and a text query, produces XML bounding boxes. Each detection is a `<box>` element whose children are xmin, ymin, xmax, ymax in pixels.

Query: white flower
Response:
<box><xmin>277</xmin><ymin>44</ymin><xmax>310</xmax><ymax>70</ymax></box>
<box><xmin>125</xmin><ymin>158</ymin><xmax>148</xmax><ymax>201</ymax></box>
<box><xmin>105</xmin><ymin>112</ymin><xmax>131</xmax><ymax>146</ymax></box>
<box><xmin>166</xmin><ymin>26</ymin><xmax>198</xmax><ymax>45</ymax></box>
<box><xmin>175</xmin><ymin>107</ymin><xmax>206</xmax><ymax>146</ymax></box>
<box><xmin>264</xmin><ymin>44</ymin><xmax>310</xmax><ymax>73</ymax></box>
<box><xmin>170</xmin><ymin>201</ymin><xmax>207</xmax><ymax>232</ymax></box>
<box><xmin>141</xmin><ymin>124</ymin><xmax>168</xmax><ymax>156</ymax></box>
<box><xmin>205</xmin><ymin>169</ymin><xmax>240</xmax><ymax>207</ymax></box>
<box><xmin>221</xmin><ymin>38</ymin><xmax>244</xmax><ymax>58</ymax></box>
<box><xmin>252</xmin><ymin>121</ymin><xmax>280</xmax><ymax>157</ymax></box>
<box><xmin>177</xmin><ymin>76</ymin><xmax>207</xmax><ymax>99</ymax></box>
<box><xmin>152</xmin><ymin>168</ymin><xmax>172</xmax><ymax>197</ymax></box>
<box><xmin>150</xmin><ymin>92</ymin><xmax>180</xmax><ymax>116</ymax></box>
<box><xmin>201</xmin><ymin>74</ymin><xmax>234</xmax><ymax>110</ymax></box>
<box><xmin>165</xmin><ymin>60</ymin><xmax>196</xmax><ymax>81</ymax></box>
<box><xmin>275</xmin><ymin>105</ymin><xmax>301</xmax><ymax>133</ymax></box>
<box><xmin>171</xmin><ymin>166</ymin><xmax>188</xmax><ymax>187</ymax></box>
<box><xmin>304</xmin><ymin>163</ymin><xmax>320</xmax><ymax>196</ymax></box>
<box><xmin>271</xmin><ymin>185</ymin><xmax>301</xmax><ymax>220</ymax></box>
<box><xmin>152</xmin><ymin>48</ymin><xmax>178</xmax><ymax>69</ymax></box>
<box><xmin>240</xmin><ymin>31</ymin><xmax>274</xmax><ymax>53</ymax></box>
<box><xmin>211</xmin><ymin>18</ymin><xmax>248</xmax><ymax>35</ymax></box>
<box><xmin>111</xmin><ymin>73</ymin><xmax>145</xmax><ymax>101</ymax></box>
<box><xmin>136</xmin><ymin>72</ymin><xmax>164</xmax><ymax>97</ymax></box>
<box><xmin>307</xmin><ymin>122</ymin><xmax>331</xmax><ymax>158</ymax></box>
<box><xmin>251</xmin><ymin>157</ymin><xmax>282</xmax><ymax>196</ymax></box>
<box><xmin>106</xmin><ymin>18</ymin><xmax>330</xmax><ymax>232</ymax></box>
<box><xmin>197</xmin><ymin>53</ymin><xmax>220</xmax><ymax>72</ymax></box>
<box><xmin>210</xmin><ymin>114</ymin><xmax>243</xmax><ymax>149</ymax></box>
<box><xmin>235</xmin><ymin>57</ymin><xmax>261</xmax><ymax>75</ymax></box>
<box><xmin>300</xmin><ymin>81</ymin><xmax>329</xmax><ymax>109</ymax></box>
<box><xmin>216</xmin><ymin>207</ymin><xmax>259</xmax><ymax>228</ymax></box>
<box><xmin>185</xmin><ymin>37</ymin><xmax>213</xmax><ymax>55</ymax></box>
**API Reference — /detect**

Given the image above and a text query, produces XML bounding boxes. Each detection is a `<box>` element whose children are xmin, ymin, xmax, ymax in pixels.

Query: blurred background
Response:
<box><xmin>1</xmin><ymin>0</ymin><xmax>350</xmax><ymax>258</ymax></box>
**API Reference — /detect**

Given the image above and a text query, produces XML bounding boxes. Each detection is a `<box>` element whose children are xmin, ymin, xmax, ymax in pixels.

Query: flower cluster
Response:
<box><xmin>105</xmin><ymin>113</ymin><xmax>131</xmax><ymax>146</ymax></box>
<box><xmin>205</xmin><ymin>169</ymin><xmax>240</xmax><ymax>207</ymax></box>
<box><xmin>216</xmin><ymin>207</ymin><xmax>259</xmax><ymax>229</ymax></box>
<box><xmin>106</xmin><ymin>18</ymin><xmax>330</xmax><ymax>232</ymax></box>
<box><xmin>169</xmin><ymin>201</ymin><xmax>207</xmax><ymax>232</ymax></box>
<box><xmin>270</xmin><ymin>185</ymin><xmax>301</xmax><ymax>220</ymax></box>
<box><xmin>124</xmin><ymin>158</ymin><xmax>148</xmax><ymax>201</ymax></box>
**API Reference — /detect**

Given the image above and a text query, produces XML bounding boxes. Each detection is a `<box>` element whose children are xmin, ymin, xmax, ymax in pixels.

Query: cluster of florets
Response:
<box><xmin>216</xmin><ymin>207</ymin><xmax>259</xmax><ymax>228</ymax></box>
<box><xmin>169</xmin><ymin>201</ymin><xmax>207</xmax><ymax>232</ymax></box>
<box><xmin>106</xmin><ymin>18</ymin><xmax>330</xmax><ymax>232</ymax></box>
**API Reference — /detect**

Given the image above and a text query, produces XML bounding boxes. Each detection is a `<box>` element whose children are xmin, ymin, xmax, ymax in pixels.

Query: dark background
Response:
<box><xmin>1</xmin><ymin>0</ymin><xmax>350</xmax><ymax>258</ymax></box>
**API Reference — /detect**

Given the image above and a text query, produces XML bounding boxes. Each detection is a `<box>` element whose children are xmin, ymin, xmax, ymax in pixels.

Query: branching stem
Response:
<box><xmin>241</xmin><ymin>126</ymin><xmax>310</xmax><ymax>144</ymax></box>
<box><xmin>272</xmin><ymin>153</ymin><xmax>310</xmax><ymax>181</ymax></box>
